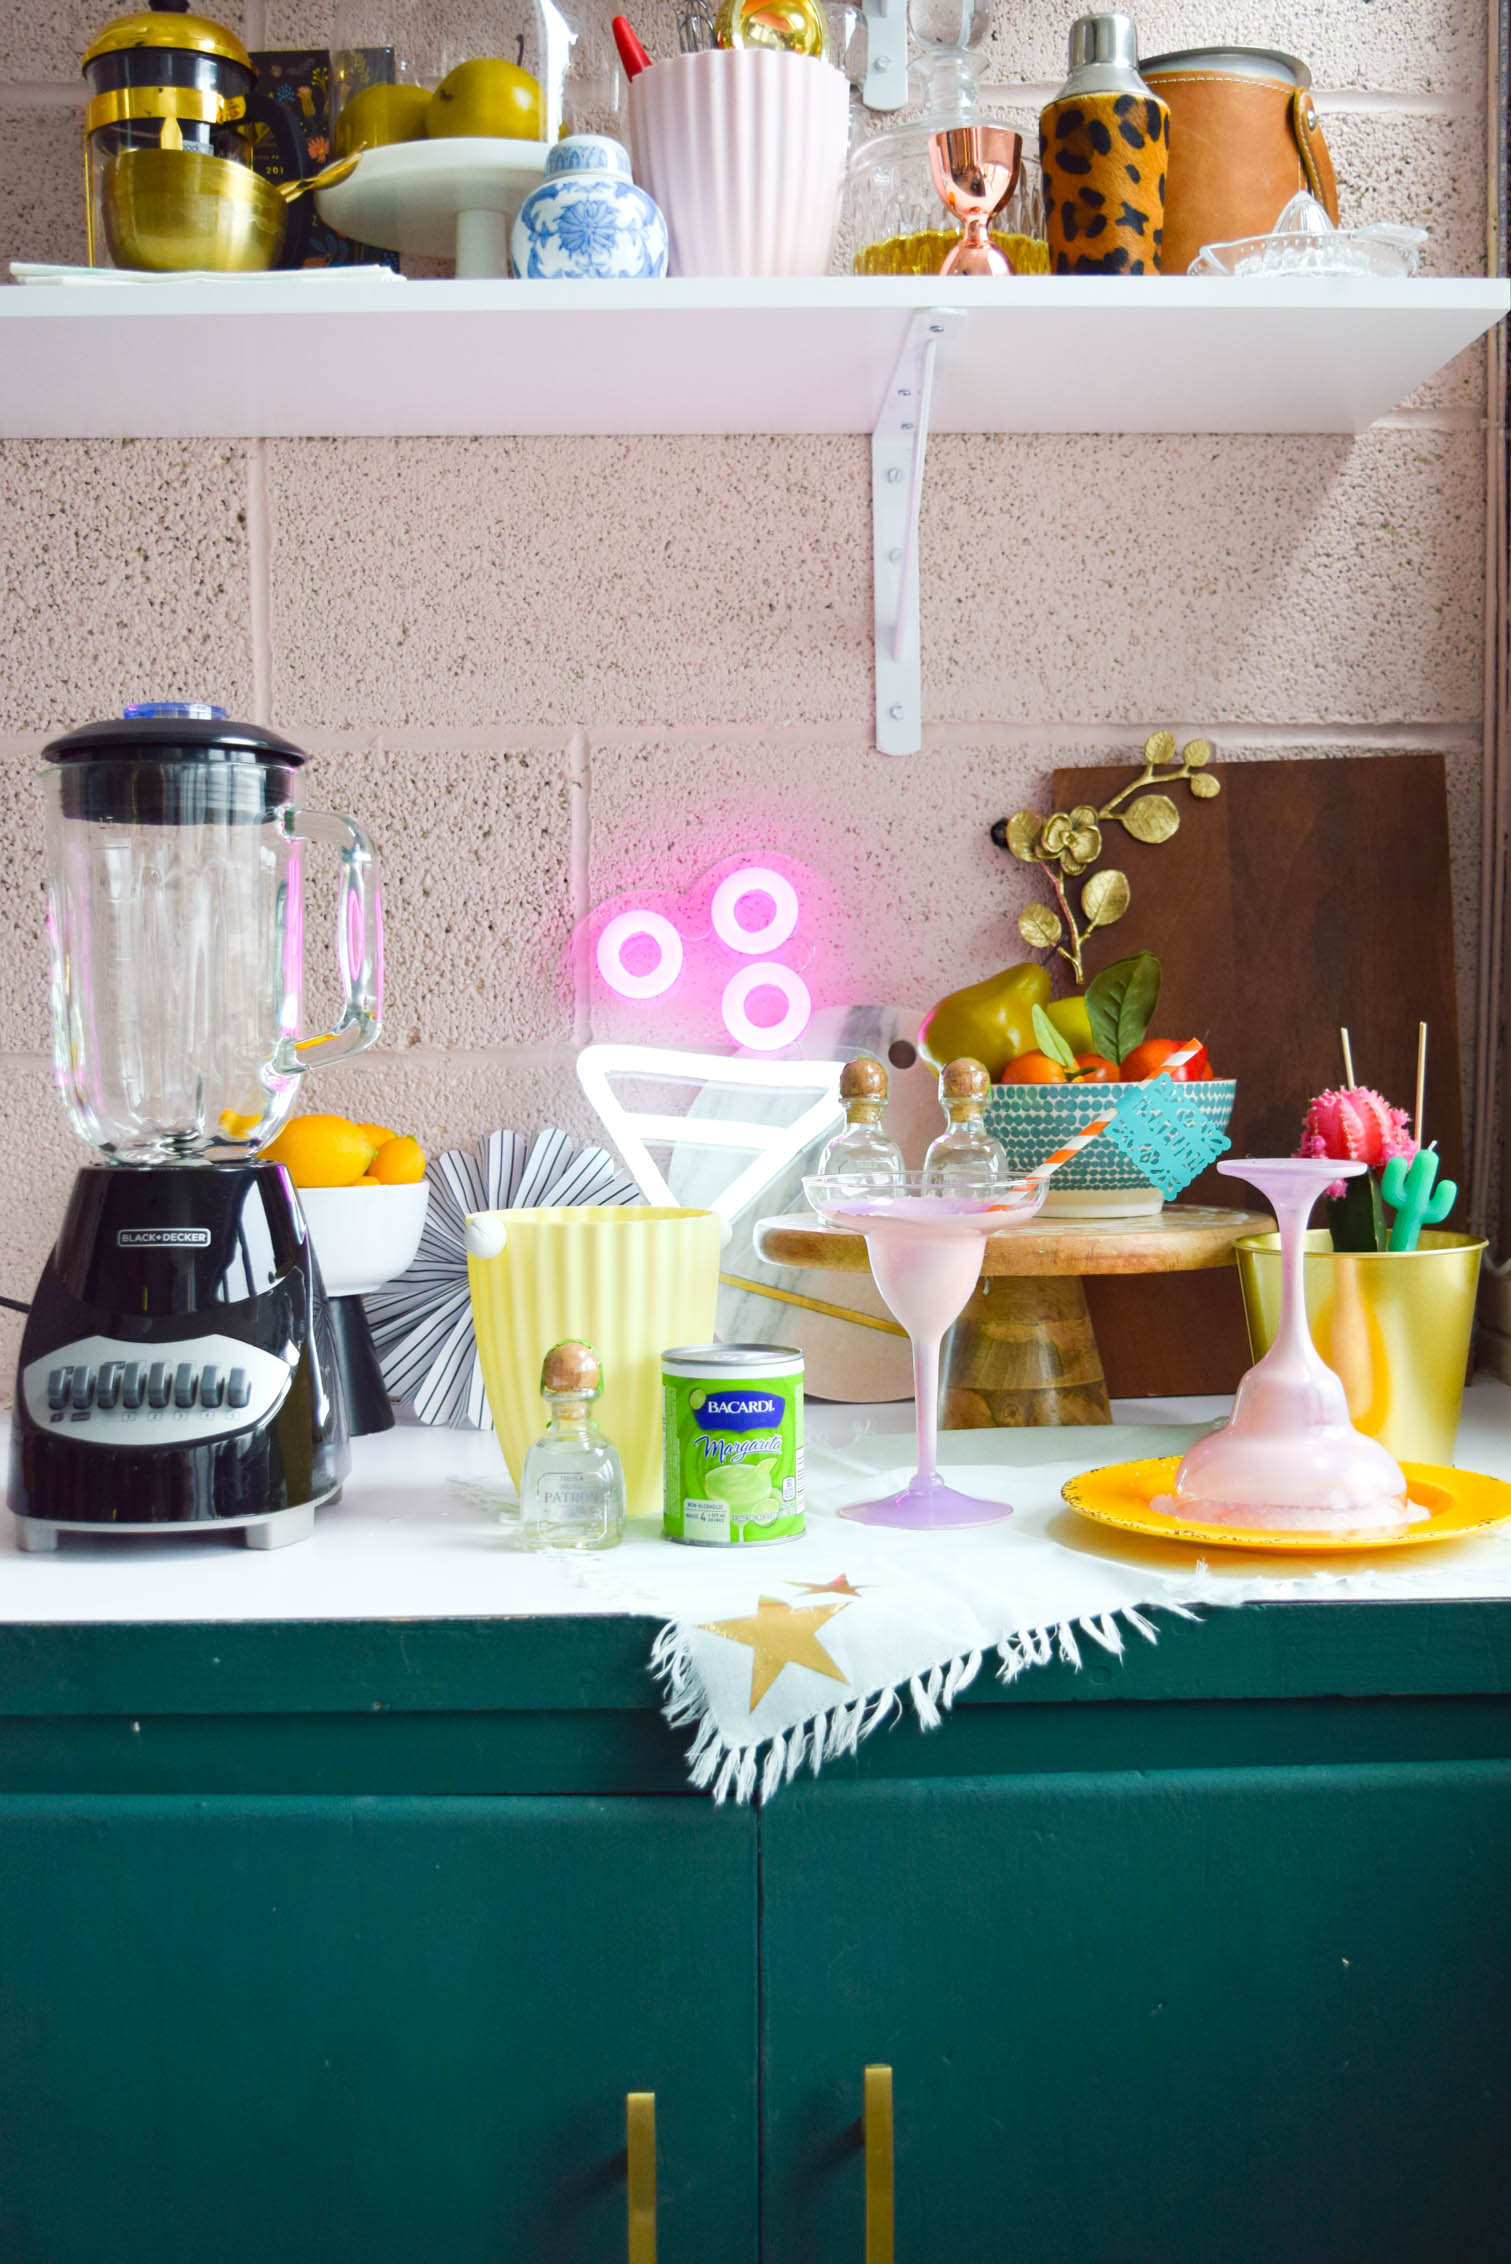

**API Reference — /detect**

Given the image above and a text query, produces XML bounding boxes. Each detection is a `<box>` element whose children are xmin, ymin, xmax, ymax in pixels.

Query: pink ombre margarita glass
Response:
<box><xmin>803</xmin><ymin>1170</ymin><xmax>1045</xmax><ymax>1529</ymax></box>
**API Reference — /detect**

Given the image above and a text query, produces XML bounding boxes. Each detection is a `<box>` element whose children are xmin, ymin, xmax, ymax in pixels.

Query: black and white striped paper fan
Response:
<box><xmin>365</xmin><ymin>1127</ymin><xmax>641</xmax><ymax>1428</ymax></box>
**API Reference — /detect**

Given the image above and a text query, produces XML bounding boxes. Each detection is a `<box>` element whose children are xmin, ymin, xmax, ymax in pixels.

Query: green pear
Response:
<box><xmin>918</xmin><ymin>961</ymin><xmax>1052</xmax><ymax>1080</ymax></box>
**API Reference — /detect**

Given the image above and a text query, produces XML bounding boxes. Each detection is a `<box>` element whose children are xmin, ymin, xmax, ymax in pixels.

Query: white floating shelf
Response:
<box><xmin>0</xmin><ymin>273</ymin><xmax>1505</xmax><ymax>440</ymax></box>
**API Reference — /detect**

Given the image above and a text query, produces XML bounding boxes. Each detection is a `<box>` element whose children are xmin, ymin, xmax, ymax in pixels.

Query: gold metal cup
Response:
<box><xmin>102</xmin><ymin>146</ymin><xmax>288</xmax><ymax>270</ymax></box>
<box><xmin>1235</xmin><ymin>1228</ymin><xmax>1486</xmax><ymax>1465</ymax></box>
<box><xmin>98</xmin><ymin>146</ymin><xmax>355</xmax><ymax>271</ymax></box>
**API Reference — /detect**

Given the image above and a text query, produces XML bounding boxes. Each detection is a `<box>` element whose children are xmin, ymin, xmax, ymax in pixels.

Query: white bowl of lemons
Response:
<box><xmin>264</xmin><ymin>1115</ymin><xmax>429</xmax><ymax>1298</ymax></box>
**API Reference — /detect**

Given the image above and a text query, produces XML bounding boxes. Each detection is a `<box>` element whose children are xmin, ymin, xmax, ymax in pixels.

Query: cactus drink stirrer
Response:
<box><xmin>1381</xmin><ymin>1021</ymin><xmax>1456</xmax><ymax>1250</ymax></box>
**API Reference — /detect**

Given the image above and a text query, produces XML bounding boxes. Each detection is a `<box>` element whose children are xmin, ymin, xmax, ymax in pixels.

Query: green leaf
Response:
<box><xmin>1031</xmin><ymin>1003</ymin><xmax>1078</xmax><ymax>1072</ymax></box>
<box><xmin>1324</xmin><ymin>1171</ymin><xmax>1388</xmax><ymax>1253</ymax></box>
<box><xmin>1085</xmin><ymin>952</ymin><xmax>1161</xmax><ymax>1064</ymax></box>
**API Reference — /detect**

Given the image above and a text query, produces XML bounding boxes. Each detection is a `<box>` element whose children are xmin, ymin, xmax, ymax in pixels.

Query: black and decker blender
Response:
<box><xmin>8</xmin><ymin>706</ymin><xmax>382</xmax><ymax>1550</ymax></box>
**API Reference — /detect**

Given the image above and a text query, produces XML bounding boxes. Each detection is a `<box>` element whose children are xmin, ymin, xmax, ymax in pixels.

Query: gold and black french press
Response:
<box><xmin>82</xmin><ymin>2</ymin><xmax>356</xmax><ymax>270</ymax></box>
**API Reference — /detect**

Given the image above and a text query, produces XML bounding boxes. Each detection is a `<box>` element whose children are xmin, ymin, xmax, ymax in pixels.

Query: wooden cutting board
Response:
<box><xmin>1048</xmin><ymin>751</ymin><xmax>1463</xmax><ymax>1399</ymax></box>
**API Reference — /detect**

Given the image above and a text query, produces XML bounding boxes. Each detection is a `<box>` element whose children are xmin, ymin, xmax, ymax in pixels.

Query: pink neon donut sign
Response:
<box><xmin>592</xmin><ymin>862</ymin><xmax>813</xmax><ymax>1048</ymax></box>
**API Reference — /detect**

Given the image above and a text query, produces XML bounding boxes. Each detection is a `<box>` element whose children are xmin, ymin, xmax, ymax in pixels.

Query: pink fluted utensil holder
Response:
<box><xmin>629</xmin><ymin>48</ymin><xmax>850</xmax><ymax>276</ymax></box>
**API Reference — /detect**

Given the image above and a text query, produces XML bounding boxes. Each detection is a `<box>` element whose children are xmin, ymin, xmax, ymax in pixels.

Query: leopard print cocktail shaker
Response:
<box><xmin>1039</xmin><ymin>12</ymin><xmax>1169</xmax><ymax>275</ymax></box>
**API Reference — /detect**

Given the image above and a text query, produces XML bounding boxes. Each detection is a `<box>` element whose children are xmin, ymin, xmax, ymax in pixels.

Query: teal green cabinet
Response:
<box><xmin>0</xmin><ymin>1791</ymin><xmax>757</xmax><ymax>2264</ymax></box>
<box><xmin>761</xmin><ymin>1764</ymin><xmax>1511</xmax><ymax>2263</ymax></box>
<box><xmin>4</xmin><ymin>1607</ymin><xmax>1511</xmax><ymax>2262</ymax></box>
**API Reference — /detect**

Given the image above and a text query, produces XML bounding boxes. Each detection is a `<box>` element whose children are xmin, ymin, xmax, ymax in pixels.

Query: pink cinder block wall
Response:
<box><xmin>0</xmin><ymin>0</ymin><xmax>1496</xmax><ymax>1383</ymax></box>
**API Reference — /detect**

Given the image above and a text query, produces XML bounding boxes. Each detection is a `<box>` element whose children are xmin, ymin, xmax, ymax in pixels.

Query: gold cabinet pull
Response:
<box><xmin>864</xmin><ymin>2064</ymin><xmax>894</xmax><ymax>2264</ymax></box>
<box><xmin>627</xmin><ymin>2090</ymin><xmax>657</xmax><ymax>2264</ymax></box>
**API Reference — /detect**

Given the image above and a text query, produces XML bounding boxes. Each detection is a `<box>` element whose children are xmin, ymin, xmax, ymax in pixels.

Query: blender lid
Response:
<box><xmin>44</xmin><ymin>713</ymin><xmax>307</xmax><ymax>766</ymax></box>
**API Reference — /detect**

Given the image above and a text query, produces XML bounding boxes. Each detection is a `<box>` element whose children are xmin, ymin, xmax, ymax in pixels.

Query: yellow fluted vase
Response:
<box><xmin>1235</xmin><ymin>1228</ymin><xmax>1486</xmax><ymax>1466</ymax></box>
<box><xmin>465</xmin><ymin>1207</ymin><xmax>721</xmax><ymax>1516</ymax></box>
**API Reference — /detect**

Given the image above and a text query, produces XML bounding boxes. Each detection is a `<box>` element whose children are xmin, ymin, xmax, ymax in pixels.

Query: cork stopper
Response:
<box><xmin>540</xmin><ymin>1339</ymin><xmax>601</xmax><ymax>1395</ymax></box>
<box><xmin>839</xmin><ymin>1054</ymin><xmax>889</xmax><ymax>1102</ymax></box>
<box><xmin>940</xmin><ymin>1056</ymin><xmax>991</xmax><ymax>1102</ymax></box>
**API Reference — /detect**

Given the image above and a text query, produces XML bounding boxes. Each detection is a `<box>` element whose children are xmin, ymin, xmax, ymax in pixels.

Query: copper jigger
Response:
<box><xmin>928</xmin><ymin>125</ymin><xmax>1022</xmax><ymax>276</ymax></box>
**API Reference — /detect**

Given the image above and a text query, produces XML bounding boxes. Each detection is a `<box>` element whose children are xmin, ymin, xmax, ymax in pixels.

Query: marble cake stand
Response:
<box><xmin>752</xmin><ymin>1203</ymin><xmax>1267</xmax><ymax>1428</ymax></box>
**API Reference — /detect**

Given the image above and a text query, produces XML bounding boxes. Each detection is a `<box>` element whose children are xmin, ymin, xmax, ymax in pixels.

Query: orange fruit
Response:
<box><xmin>368</xmin><ymin>1134</ymin><xmax>426</xmax><ymax>1185</ymax></box>
<box><xmin>1121</xmin><ymin>1038</ymin><xmax>1214</xmax><ymax>1083</ymax></box>
<box><xmin>999</xmin><ymin>1051</ymin><xmax>1067</xmax><ymax>1085</ymax></box>
<box><xmin>1072</xmin><ymin>1054</ymin><xmax>1119</xmax><ymax>1084</ymax></box>
<box><xmin>354</xmin><ymin>1122</ymin><xmax>396</xmax><ymax>1151</ymax></box>
<box><xmin>263</xmin><ymin>1113</ymin><xmax>374</xmax><ymax>1188</ymax></box>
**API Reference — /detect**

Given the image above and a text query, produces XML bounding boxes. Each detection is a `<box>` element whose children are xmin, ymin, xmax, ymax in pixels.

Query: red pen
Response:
<box><xmin>612</xmin><ymin>14</ymin><xmax>653</xmax><ymax>77</ymax></box>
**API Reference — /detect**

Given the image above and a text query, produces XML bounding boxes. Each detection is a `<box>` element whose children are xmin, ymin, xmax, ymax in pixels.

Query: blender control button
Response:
<box><xmin>147</xmin><ymin>1362</ymin><xmax>170</xmax><ymax>1410</ymax></box>
<box><xmin>69</xmin><ymin>1368</ymin><xmax>95</xmax><ymax>1411</ymax></box>
<box><xmin>46</xmin><ymin>1367</ymin><xmax>71</xmax><ymax>1411</ymax></box>
<box><xmin>97</xmin><ymin>1362</ymin><xmax>123</xmax><ymax>1409</ymax></box>
<box><xmin>121</xmin><ymin>1362</ymin><xmax>145</xmax><ymax>1410</ymax></box>
<box><xmin>173</xmin><ymin>1362</ymin><xmax>196</xmax><ymax>1409</ymax></box>
<box><xmin>227</xmin><ymin>1367</ymin><xmax>252</xmax><ymax>1410</ymax></box>
<box><xmin>200</xmin><ymin>1364</ymin><xmax>224</xmax><ymax>1409</ymax></box>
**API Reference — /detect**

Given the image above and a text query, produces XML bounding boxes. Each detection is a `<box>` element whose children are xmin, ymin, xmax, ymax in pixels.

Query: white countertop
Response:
<box><xmin>1</xmin><ymin>1382</ymin><xmax>1508</xmax><ymax>1627</ymax></box>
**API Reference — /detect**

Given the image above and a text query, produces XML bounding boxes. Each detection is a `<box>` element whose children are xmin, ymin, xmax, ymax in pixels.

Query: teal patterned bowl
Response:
<box><xmin>984</xmin><ymin>1078</ymin><xmax>1237</xmax><ymax>1218</ymax></box>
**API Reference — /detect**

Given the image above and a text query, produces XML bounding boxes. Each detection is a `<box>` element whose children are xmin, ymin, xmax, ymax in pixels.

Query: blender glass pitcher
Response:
<box><xmin>42</xmin><ymin>708</ymin><xmax>381</xmax><ymax>1165</ymax></box>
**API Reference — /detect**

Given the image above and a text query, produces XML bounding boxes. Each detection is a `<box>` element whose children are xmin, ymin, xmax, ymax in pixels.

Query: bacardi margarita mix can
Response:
<box><xmin>661</xmin><ymin>1343</ymin><xmax>805</xmax><ymax>1545</ymax></box>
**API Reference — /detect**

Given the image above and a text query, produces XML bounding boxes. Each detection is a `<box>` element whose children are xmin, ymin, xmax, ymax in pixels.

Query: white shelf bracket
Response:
<box><xmin>872</xmin><ymin>305</ymin><xmax>962</xmax><ymax>757</ymax></box>
<box><xmin>859</xmin><ymin>0</ymin><xmax>909</xmax><ymax>110</ymax></box>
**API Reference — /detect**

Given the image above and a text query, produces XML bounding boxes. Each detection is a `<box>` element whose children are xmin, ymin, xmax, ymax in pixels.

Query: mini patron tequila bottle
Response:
<box><xmin>817</xmin><ymin>1055</ymin><xmax>905</xmax><ymax>1186</ymax></box>
<box><xmin>923</xmin><ymin>1056</ymin><xmax>1007</xmax><ymax>1192</ymax></box>
<box><xmin>518</xmin><ymin>1341</ymin><xmax>626</xmax><ymax>1551</ymax></box>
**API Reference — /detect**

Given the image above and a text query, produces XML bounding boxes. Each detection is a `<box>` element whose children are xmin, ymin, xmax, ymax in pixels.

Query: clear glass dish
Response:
<box><xmin>1188</xmin><ymin>192</ymin><xmax>1427</xmax><ymax>280</ymax></box>
<box><xmin>329</xmin><ymin>0</ymin><xmax>624</xmax><ymax>153</ymax></box>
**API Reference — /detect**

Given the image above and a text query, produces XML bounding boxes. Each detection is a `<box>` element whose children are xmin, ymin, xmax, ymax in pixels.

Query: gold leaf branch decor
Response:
<box><xmin>989</xmin><ymin>731</ymin><xmax>1220</xmax><ymax>987</ymax></box>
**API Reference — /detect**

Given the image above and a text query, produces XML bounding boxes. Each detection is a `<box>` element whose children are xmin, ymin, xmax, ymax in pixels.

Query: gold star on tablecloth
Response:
<box><xmin>699</xmin><ymin>1595</ymin><xmax>853</xmax><ymax>1710</ymax></box>
<box><xmin>788</xmin><ymin>1573</ymin><xmax>867</xmax><ymax>1597</ymax></box>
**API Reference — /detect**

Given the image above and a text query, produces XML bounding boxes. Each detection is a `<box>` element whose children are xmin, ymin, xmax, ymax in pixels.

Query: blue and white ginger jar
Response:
<box><xmin>511</xmin><ymin>135</ymin><xmax>669</xmax><ymax>280</ymax></box>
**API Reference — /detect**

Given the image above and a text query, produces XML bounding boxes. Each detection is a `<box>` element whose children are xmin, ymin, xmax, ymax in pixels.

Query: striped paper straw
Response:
<box><xmin>1006</xmin><ymin>1039</ymin><xmax>1208</xmax><ymax>1196</ymax></box>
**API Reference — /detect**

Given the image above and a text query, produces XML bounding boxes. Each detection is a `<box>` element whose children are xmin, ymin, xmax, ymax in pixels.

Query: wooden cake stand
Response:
<box><xmin>752</xmin><ymin>1205</ymin><xmax>1268</xmax><ymax>1429</ymax></box>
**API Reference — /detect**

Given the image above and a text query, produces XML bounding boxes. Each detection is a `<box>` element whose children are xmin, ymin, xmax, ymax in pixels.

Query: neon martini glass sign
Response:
<box><xmin>593</xmin><ymin>863</ymin><xmax>813</xmax><ymax>1052</ymax></box>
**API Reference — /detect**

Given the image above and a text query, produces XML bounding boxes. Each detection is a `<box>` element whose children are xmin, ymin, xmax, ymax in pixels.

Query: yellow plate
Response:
<box><xmin>1061</xmin><ymin>1457</ymin><xmax>1511</xmax><ymax>1553</ymax></box>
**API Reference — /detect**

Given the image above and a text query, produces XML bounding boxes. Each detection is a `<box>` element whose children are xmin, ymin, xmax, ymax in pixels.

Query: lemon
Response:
<box><xmin>264</xmin><ymin>1114</ymin><xmax>375</xmax><ymax>1189</ymax></box>
<box><xmin>355</xmin><ymin>1121</ymin><xmax>397</xmax><ymax>1150</ymax></box>
<box><xmin>426</xmin><ymin>58</ymin><xmax>542</xmax><ymax>141</ymax></box>
<box><xmin>334</xmin><ymin>81</ymin><xmax>434</xmax><ymax>157</ymax></box>
<box><xmin>368</xmin><ymin>1134</ymin><xmax>427</xmax><ymax>1185</ymax></box>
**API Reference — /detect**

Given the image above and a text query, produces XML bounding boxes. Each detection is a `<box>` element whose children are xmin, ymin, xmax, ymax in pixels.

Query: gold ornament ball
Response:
<box><xmin>714</xmin><ymin>0</ymin><xmax>829</xmax><ymax>58</ymax></box>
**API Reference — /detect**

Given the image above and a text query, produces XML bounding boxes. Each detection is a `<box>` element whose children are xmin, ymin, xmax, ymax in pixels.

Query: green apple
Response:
<box><xmin>333</xmin><ymin>82</ymin><xmax>433</xmax><ymax>158</ymax></box>
<box><xmin>426</xmin><ymin>57</ymin><xmax>543</xmax><ymax>141</ymax></box>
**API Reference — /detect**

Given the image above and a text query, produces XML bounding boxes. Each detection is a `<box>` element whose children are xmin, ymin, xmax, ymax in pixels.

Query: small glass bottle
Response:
<box><xmin>923</xmin><ymin>1057</ymin><xmax>1007</xmax><ymax>1193</ymax></box>
<box><xmin>518</xmin><ymin>1341</ymin><xmax>626</xmax><ymax>1551</ymax></box>
<box><xmin>817</xmin><ymin>1055</ymin><xmax>905</xmax><ymax>1187</ymax></box>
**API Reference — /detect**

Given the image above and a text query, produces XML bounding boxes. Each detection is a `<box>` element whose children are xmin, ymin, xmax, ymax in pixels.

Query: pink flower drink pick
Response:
<box><xmin>1154</xmin><ymin>1156</ymin><xmax>1427</xmax><ymax>1537</ymax></box>
<box><xmin>1298</xmin><ymin>1086</ymin><xmax>1415</xmax><ymax>1199</ymax></box>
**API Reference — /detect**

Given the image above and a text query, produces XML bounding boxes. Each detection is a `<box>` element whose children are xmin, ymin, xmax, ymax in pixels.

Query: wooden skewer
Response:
<box><xmin>1339</xmin><ymin>1026</ymin><xmax>1356</xmax><ymax>1087</ymax></box>
<box><xmin>1414</xmin><ymin>1021</ymin><xmax>1428</xmax><ymax>1148</ymax></box>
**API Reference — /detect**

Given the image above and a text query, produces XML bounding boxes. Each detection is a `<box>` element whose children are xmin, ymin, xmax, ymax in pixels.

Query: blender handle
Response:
<box><xmin>287</xmin><ymin>807</ymin><xmax>383</xmax><ymax>1064</ymax></box>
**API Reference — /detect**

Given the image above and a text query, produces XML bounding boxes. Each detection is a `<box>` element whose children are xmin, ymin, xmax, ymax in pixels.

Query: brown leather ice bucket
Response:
<box><xmin>1141</xmin><ymin>47</ymin><xmax>1339</xmax><ymax>277</ymax></box>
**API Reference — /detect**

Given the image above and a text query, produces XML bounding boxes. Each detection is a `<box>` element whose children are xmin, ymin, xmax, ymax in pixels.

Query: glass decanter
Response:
<box><xmin>816</xmin><ymin>1055</ymin><xmax>904</xmax><ymax>1189</ymax></box>
<box><xmin>518</xmin><ymin>1340</ymin><xmax>626</xmax><ymax>1551</ymax></box>
<box><xmin>923</xmin><ymin>1058</ymin><xmax>1007</xmax><ymax>1193</ymax></box>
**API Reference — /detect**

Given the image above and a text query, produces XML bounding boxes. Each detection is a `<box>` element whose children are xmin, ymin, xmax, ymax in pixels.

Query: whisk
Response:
<box><xmin>676</xmin><ymin>0</ymin><xmax>717</xmax><ymax>50</ymax></box>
